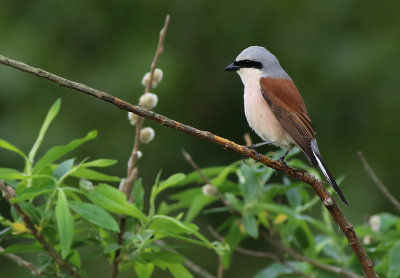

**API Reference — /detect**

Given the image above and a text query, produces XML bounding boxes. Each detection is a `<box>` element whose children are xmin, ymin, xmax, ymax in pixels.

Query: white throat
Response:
<box><xmin>236</xmin><ymin>68</ymin><xmax>262</xmax><ymax>86</ymax></box>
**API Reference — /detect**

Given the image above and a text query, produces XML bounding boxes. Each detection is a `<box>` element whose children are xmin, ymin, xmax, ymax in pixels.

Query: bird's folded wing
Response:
<box><xmin>259</xmin><ymin>77</ymin><xmax>316</xmax><ymax>154</ymax></box>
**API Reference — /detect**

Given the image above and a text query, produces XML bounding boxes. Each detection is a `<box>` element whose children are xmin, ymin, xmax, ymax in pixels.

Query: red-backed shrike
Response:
<box><xmin>225</xmin><ymin>46</ymin><xmax>347</xmax><ymax>205</ymax></box>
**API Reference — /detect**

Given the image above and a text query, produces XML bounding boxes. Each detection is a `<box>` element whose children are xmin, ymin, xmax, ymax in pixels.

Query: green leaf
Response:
<box><xmin>377</xmin><ymin>213</ymin><xmax>400</xmax><ymax>232</ymax></box>
<box><xmin>142</xmin><ymin>251</ymin><xmax>184</xmax><ymax>268</ymax></box>
<box><xmin>222</xmin><ymin>223</ymin><xmax>243</xmax><ymax>268</ymax></box>
<box><xmin>132</xmin><ymin>178</ymin><xmax>144</xmax><ymax>210</ymax></box>
<box><xmin>53</xmin><ymin>159</ymin><xmax>74</xmax><ymax>180</ymax></box>
<box><xmin>33</xmin><ymin>130</ymin><xmax>97</xmax><ymax>174</ymax></box>
<box><xmin>0</xmin><ymin>139</ymin><xmax>27</xmax><ymax>160</ymax></box>
<box><xmin>254</xmin><ymin>262</ymin><xmax>293</xmax><ymax>278</ymax></box>
<box><xmin>69</xmin><ymin>201</ymin><xmax>119</xmax><ymax>232</ymax></box>
<box><xmin>389</xmin><ymin>241</ymin><xmax>400</xmax><ymax>276</ymax></box>
<box><xmin>158</xmin><ymin>173</ymin><xmax>186</xmax><ymax>193</ymax></box>
<box><xmin>69</xmin><ymin>249</ymin><xmax>81</xmax><ymax>267</ymax></box>
<box><xmin>184</xmin><ymin>194</ymin><xmax>216</xmax><ymax>222</ymax></box>
<box><xmin>88</xmin><ymin>183</ymin><xmax>147</xmax><ymax>221</ymax></box>
<box><xmin>12</xmin><ymin>180</ymin><xmax>55</xmax><ymax>203</ymax></box>
<box><xmin>82</xmin><ymin>159</ymin><xmax>118</xmax><ymax>168</ymax></box>
<box><xmin>286</xmin><ymin>186</ymin><xmax>302</xmax><ymax>208</ymax></box>
<box><xmin>28</xmin><ymin>99</ymin><xmax>61</xmax><ymax>163</ymax></box>
<box><xmin>211</xmin><ymin>161</ymin><xmax>241</xmax><ymax>186</ymax></box>
<box><xmin>56</xmin><ymin>189</ymin><xmax>74</xmax><ymax>259</ymax></box>
<box><xmin>168</xmin><ymin>263</ymin><xmax>194</xmax><ymax>278</ymax></box>
<box><xmin>0</xmin><ymin>168</ymin><xmax>27</xmax><ymax>180</ymax></box>
<box><xmin>0</xmin><ymin>242</ymin><xmax>43</xmax><ymax>254</ymax></box>
<box><xmin>150</xmin><ymin>215</ymin><xmax>211</xmax><ymax>247</ymax></box>
<box><xmin>237</xmin><ymin>163</ymin><xmax>260</xmax><ymax>203</ymax></box>
<box><xmin>177</xmin><ymin>166</ymin><xmax>227</xmax><ymax>186</ymax></box>
<box><xmin>71</xmin><ymin>168</ymin><xmax>120</xmax><ymax>182</ymax></box>
<box><xmin>134</xmin><ymin>263</ymin><xmax>154</xmax><ymax>278</ymax></box>
<box><xmin>242</xmin><ymin>215</ymin><xmax>258</xmax><ymax>238</ymax></box>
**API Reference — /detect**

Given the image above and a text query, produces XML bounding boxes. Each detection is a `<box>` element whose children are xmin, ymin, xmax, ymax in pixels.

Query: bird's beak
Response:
<box><xmin>224</xmin><ymin>62</ymin><xmax>240</xmax><ymax>71</ymax></box>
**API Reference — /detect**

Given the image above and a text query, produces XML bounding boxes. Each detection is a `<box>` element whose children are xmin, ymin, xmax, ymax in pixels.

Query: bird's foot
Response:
<box><xmin>276</xmin><ymin>150</ymin><xmax>290</xmax><ymax>169</ymax></box>
<box><xmin>242</xmin><ymin>145</ymin><xmax>261</xmax><ymax>162</ymax></box>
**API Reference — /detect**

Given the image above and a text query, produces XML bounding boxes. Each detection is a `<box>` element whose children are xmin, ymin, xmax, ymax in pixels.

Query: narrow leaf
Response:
<box><xmin>70</xmin><ymin>168</ymin><xmax>120</xmax><ymax>182</ymax></box>
<box><xmin>242</xmin><ymin>215</ymin><xmax>258</xmax><ymax>238</ymax></box>
<box><xmin>0</xmin><ymin>139</ymin><xmax>27</xmax><ymax>160</ymax></box>
<box><xmin>82</xmin><ymin>159</ymin><xmax>117</xmax><ymax>168</ymax></box>
<box><xmin>0</xmin><ymin>243</ymin><xmax>43</xmax><ymax>254</ymax></box>
<box><xmin>56</xmin><ymin>189</ymin><xmax>74</xmax><ymax>258</ymax></box>
<box><xmin>88</xmin><ymin>183</ymin><xmax>147</xmax><ymax>221</ymax></box>
<box><xmin>28</xmin><ymin>99</ymin><xmax>61</xmax><ymax>162</ymax></box>
<box><xmin>69</xmin><ymin>201</ymin><xmax>119</xmax><ymax>232</ymax></box>
<box><xmin>0</xmin><ymin>168</ymin><xmax>27</xmax><ymax>180</ymax></box>
<box><xmin>53</xmin><ymin>159</ymin><xmax>74</xmax><ymax>180</ymax></box>
<box><xmin>12</xmin><ymin>181</ymin><xmax>55</xmax><ymax>203</ymax></box>
<box><xmin>33</xmin><ymin>130</ymin><xmax>97</xmax><ymax>174</ymax></box>
<box><xmin>168</xmin><ymin>263</ymin><xmax>194</xmax><ymax>278</ymax></box>
<box><xmin>158</xmin><ymin>173</ymin><xmax>186</xmax><ymax>193</ymax></box>
<box><xmin>134</xmin><ymin>263</ymin><xmax>154</xmax><ymax>278</ymax></box>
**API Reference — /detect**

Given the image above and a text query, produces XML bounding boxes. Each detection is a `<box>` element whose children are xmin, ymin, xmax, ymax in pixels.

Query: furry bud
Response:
<box><xmin>141</xmin><ymin>68</ymin><xmax>163</xmax><ymax>88</ymax></box>
<box><xmin>369</xmin><ymin>215</ymin><xmax>381</xmax><ymax>232</ymax></box>
<box><xmin>128</xmin><ymin>112</ymin><xmax>141</xmax><ymax>125</ymax></box>
<box><xmin>140</xmin><ymin>127</ymin><xmax>155</xmax><ymax>144</ymax></box>
<box><xmin>202</xmin><ymin>184</ymin><xmax>218</xmax><ymax>196</ymax></box>
<box><xmin>139</xmin><ymin>93</ymin><xmax>158</xmax><ymax>109</ymax></box>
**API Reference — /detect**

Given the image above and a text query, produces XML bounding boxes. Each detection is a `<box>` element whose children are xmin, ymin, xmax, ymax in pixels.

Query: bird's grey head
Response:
<box><xmin>225</xmin><ymin>46</ymin><xmax>291</xmax><ymax>81</ymax></box>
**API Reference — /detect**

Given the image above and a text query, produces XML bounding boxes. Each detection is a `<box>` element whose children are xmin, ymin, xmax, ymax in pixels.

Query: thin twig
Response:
<box><xmin>207</xmin><ymin>226</ymin><xmax>310</xmax><ymax>278</ymax></box>
<box><xmin>261</xmin><ymin>231</ymin><xmax>363</xmax><ymax>278</ymax></box>
<box><xmin>358</xmin><ymin>151</ymin><xmax>400</xmax><ymax>212</ymax></box>
<box><xmin>156</xmin><ymin>240</ymin><xmax>216</xmax><ymax>278</ymax></box>
<box><xmin>181</xmin><ymin>149</ymin><xmax>236</xmax><ymax>212</ymax></box>
<box><xmin>0</xmin><ymin>53</ymin><xmax>377</xmax><ymax>278</ymax></box>
<box><xmin>182</xmin><ymin>149</ymin><xmax>212</xmax><ymax>184</ymax></box>
<box><xmin>112</xmin><ymin>15</ymin><xmax>170</xmax><ymax>278</ymax></box>
<box><xmin>0</xmin><ymin>246</ymin><xmax>42</xmax><ymax>275</ymax></box>
<box><xmin>0</xmin><ymin>181</ymin><xmax>82</xmax><ymax>278</ymax></box>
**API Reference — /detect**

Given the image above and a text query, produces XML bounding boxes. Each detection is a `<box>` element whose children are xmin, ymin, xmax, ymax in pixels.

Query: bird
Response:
<box><xmin>225</xmin><ymin>46</ymin><xmax>347</xmax><ymax>205</ymax></box>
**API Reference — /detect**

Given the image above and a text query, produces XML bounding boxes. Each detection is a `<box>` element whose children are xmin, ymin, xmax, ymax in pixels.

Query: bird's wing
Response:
<box><xmin>259</xmin><ymin>77</ymin><xmax>316</xmax><ymax>160</ymax></box>
<box><xmin>259</xmin><ymin>77</ymin><xmax>348</xmax><ymax>205</ymax></box>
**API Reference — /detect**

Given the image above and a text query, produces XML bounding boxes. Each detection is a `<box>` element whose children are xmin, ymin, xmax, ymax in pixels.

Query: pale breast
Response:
<box><xmin>242</xmin><ymin>73</ymin><xmax>294</xmax><ymax>149</ymax></box>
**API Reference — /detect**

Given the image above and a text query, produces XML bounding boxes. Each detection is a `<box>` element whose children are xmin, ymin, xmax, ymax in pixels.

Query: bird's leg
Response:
<box><xmin>247</xmin><ymin>140</ymin><xmax>274</xmax><ymax>149</ymax></box>
<box><xmin>277</xmin><ymin>150</ymin><xmax>290</xmax><ymax>168</ymax></box>
<box><xmin>242</xmin><ymin>140</ymin><xmax>273</xmax><ymax>162</ymax></box>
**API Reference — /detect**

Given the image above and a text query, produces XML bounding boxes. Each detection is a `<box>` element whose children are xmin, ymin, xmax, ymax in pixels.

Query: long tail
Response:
<box><xmin>307</xmin><ymin>140</ymin><xmax>348</xmax><ymax>206</ymax></box>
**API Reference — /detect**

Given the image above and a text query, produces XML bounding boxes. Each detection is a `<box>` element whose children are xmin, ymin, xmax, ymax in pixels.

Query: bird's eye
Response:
<box><xmin>235</xmin><ymin>59</ymin><xmax>263</xmax><ymax>69</ymax></box>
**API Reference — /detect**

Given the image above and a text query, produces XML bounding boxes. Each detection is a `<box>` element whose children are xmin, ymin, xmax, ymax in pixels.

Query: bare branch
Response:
<box><xmin>0</xmin><ymin>51</ymin><xmax>377</xmax><ymax>278</ymax></box>
<box><xmin>358</xmin><ymin>151</ymin><xmax>400</xmax><ymax>212</ymax></box>
<box><xmin>156</xmin><ymin>240</ymin><xmax>216</xmax><ymax>278</ymax></box>
<box><xmin>0</xmin><ymin>181</ymin><xmax>82</xmax><ymax>278</ymax></box>
<box><xmin>0</xmin><ymin>246</ymin><xmax>42</xmax><ymax>275</ymax></box>
<box><xmin>182</xmin><ymin>149</ymin><xmax>212</xmax><ymax>184</ymax></box>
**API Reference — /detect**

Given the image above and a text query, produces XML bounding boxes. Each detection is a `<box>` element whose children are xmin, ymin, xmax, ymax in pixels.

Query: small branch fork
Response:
<box><xmin>0</xmin><ymin>46</ymin><xmax>377</xmax><ymax>278</ymax></box>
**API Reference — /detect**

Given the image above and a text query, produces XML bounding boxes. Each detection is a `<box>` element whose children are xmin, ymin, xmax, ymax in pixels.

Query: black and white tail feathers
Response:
<box><xmin>307</xmin><ymin>140</ymin><xmax>348</xmax><ymax>206</ymax></box>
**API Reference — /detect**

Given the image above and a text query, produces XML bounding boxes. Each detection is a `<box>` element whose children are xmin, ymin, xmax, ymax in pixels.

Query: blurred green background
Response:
<box><xmin>1</xmin><ymin>0</ymin><xmax>400</xmax><ymax>277</ymax></box>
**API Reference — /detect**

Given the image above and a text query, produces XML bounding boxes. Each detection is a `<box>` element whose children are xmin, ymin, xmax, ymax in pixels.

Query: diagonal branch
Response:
<box><xmin>0</xmin><ymin>246</ymin><xmax>42</xmax><ymax>276</ymax></box>
<box><xmin>357</xmin><ymin>151</ymin><xmax>400</xmax><ymax>212</ymax></box>
<box><xmin>0</xmin><ymin>53</ymin><xmax>377</xmax><ymax>277</ymax></box>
